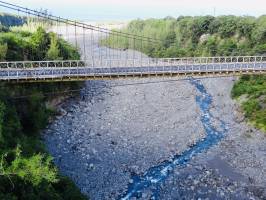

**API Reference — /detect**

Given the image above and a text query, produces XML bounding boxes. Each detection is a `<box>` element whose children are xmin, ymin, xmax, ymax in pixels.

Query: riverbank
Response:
<box><xmin>231</xmin><ymin>75</ymin><xmax>266</xmax><ymax>132</ymax></box>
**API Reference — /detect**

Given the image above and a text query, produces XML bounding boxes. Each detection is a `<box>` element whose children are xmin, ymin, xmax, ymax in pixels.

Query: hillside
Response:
<box><xmin>0</xmin><ymin>13</ymin><xmax>25</xmax><ymax>27</ymax></box>
<box><xmin>105</xmin><ymin>15</ymin><xmax>266</xmax><ymax>57</ymax></box>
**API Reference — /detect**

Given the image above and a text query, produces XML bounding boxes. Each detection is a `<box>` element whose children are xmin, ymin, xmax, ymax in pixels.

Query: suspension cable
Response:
<box><xmin>0</xmin><ymin>1</ymin><xmax>162</xmax><ymax>43</ymax></box>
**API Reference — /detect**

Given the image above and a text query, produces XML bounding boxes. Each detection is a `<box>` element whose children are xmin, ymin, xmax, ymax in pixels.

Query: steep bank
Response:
<box><xmin>232</xmin><ymin>75</ymin><xmax>266</xmax><ymax>132</ymax></box>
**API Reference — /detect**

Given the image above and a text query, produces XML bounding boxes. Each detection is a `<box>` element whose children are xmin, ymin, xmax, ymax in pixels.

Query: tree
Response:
<box><xmin>0</xmin><ymin>102</ymin><xmax>5</xmax><ymax>147</ymax></box>
<box><xmin>30</xmin><ymin>27</ymin><xmax>49</xmax><ymax>60</ymax></box>
<box><xmin>218</xmin><ymin>38</ymin><xmax>238</xmax><ymax>56</ymax></box>
<box><xmin>208</xmin><ymin>16</ymin><xmax>238</xmax><ymax>38</ymax></box>
<box><xmin>252</xmin><ymin>16</ymin><xmax>266</xmax><ymax>44</ymax></box>
<box><xmin>190</xmin><ymin>16</ymin><xmax>215</xmax><ymax>43</ymax></box>
<box><xmin>0</xmin><ymin>24</ymin><xmax>9</xmax><ymax>32</ymax></box>
<box><xmin>163</xmin><ymin>30</ymin><xmax>176</xmax><ymax>48</ymax></box>
<box><xmin>0</xmin><ymin>43</ymin><xmax>7</xmax><ymax>61</ymax></box>
<box><xmin>237</xmin><ymin>16</ymin><xmax>256</xmax><ymax>39</ymax></box>
<box><xmin>0</xmin><ymin>147</ymin><xmax>58</xmax><ymax>186</ymax></box>
<box><xmin>103</xmin><ymin>15</ymin><xmax>266</xmax><ymax>57</ymax></box>
<box><xmin>46</xmin><ymin>33</ymin><xmax>62</xmax><ymax>60</ymax></box>
<box><xmin>199</xmin><ymin>35</ymin><xmax>219</xmax><ymax>56</ymax></box>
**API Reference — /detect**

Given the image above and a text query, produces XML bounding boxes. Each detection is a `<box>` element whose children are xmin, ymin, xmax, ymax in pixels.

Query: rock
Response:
<box><xmin>88</xmin><ymin>164</ymin><xmax>94</xmax><ymax>170</ymax></box>
<box><xmin>142</xmin><ymin>192</ymin><xmax>149</xmax><ymax>199</ymax></box>
<box><xmin>188</xmin><ymin>175</ymin><xmax>193</xmax><ymax>179</ymax></box>
<box><xmin>193</xmin><ymin>180</ymin><xmax>199</xmax><ymax>185</ymax></box>
<box><xmin>195</xmin><ymin>166</ymin><xmax>203</xmax><ymax>171</ymax></box>
<box><xmin>91</xmin><ymin>148</ymin><xmax>97</xmax><ymax>154</ymax></box>
<box><xmin>59</xmin><ymin>108</ymin><xmax>67</xmax><ymax>116</ymax></box>
<box><xmin>234</xmin><ymin>110</ymin><xmax>245</xmax><ymax>123</ymax></box>
<box><xmin>111</xmin><ymin>140</ymin><xmax>118</xmax><ymax>145</ymax></box>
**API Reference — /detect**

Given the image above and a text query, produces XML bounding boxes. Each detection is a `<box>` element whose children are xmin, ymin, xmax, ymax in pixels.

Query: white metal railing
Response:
<box><xmin>0</xmin><ymin>56</ymin><xmax>266</xmax><ymax>69</ymax></box>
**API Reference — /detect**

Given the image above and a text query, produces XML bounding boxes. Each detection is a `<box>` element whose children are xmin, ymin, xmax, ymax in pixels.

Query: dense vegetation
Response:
<box><xmin>0</xmin><ymin>15</ymin><xmax>87</xmax><ymax>200</ymax></box>
<box><xmin>104</xmin><ymin>15</ymin><xmax>266</xmax><ymax>57</ymax></box>
<box><xmin>0</xmin><ymin>27</ymin><xmax>79</xmax><ymax>61</ymax></box>
<box><xmin>232</xmin><ymin>75</ymin><xmax>266</xmax><ymax>131</ymax></box>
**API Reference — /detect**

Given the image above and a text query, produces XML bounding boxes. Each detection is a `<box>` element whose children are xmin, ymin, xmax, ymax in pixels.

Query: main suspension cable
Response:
<box><xmin>0</xmin><ymin>1</ymin><xmax>162</xmax><ymax>43</ymax></box>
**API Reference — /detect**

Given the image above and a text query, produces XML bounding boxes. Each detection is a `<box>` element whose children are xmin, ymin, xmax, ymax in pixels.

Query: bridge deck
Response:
<box><xmin>0</xmin><ymin>59</ymin><xmax>266</xmax><ymax>82</ymax></box>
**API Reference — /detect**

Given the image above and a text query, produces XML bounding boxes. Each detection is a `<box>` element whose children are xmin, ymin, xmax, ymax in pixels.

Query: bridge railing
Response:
<box><xmin>0</xmin><ymin>56</ymin><xmax>265</xmax><ymax>81</ymax></box>
<box><xmin>1</xmin><ymin>56</ymin><xmax>266</xmax><ymax>69</ymax></box>
<box><xmin>0</xmin><ymin>56</ymin><xmax>266</xmax><ymax>71</ymax></box>
<box><xmin>0</xmin><ymin>61</ymin><xmax>87</xmax><ymax>68</ymax></box>
<box><xmin>158</xmin><ymin>56</ymin><xmax>266</xmax><ymax>65</ymax></box>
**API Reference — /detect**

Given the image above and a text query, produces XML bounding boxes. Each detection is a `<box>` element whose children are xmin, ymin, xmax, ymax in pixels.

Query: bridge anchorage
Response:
<box><xmin>0</xmin><ymin>1</ymin><xmax>266</xmax><ymax>82</ymax></box>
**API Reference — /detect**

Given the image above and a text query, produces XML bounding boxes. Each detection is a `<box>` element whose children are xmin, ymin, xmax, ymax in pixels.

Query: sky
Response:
<box><xmin>1</xmin><ymin>0</ymin><xmax>266</xmax><ymax>21</ymax></box>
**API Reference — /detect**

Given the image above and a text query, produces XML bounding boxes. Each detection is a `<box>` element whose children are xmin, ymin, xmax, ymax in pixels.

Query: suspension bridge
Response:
<box><xmin>0</xmin><ymin>1</ymin><xmax>266</xmax><ymax>82</ymax></box>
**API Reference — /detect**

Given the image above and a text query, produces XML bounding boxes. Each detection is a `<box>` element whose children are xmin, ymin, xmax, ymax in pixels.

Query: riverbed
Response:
<box><xmin>43</xmin><ymin>29</ymin><xmax>266</xmax><ymax>199</ymax></box>
<box><xmin>43</xmin><ymin>76</ymin><xmax>266</xmax><ymax>200</ymax></box>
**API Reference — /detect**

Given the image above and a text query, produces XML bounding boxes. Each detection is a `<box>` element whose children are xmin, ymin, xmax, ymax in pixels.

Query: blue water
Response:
<box><xmin>119</xmin><ymin>78</ymin><xmax>228</xmax><ymax>200</ymax></box>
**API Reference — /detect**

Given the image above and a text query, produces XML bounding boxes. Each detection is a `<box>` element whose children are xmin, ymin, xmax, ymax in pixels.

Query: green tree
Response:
<box><xmin>46</xmin><ymin>33</ymin><xmax>62</xmax><ymax>60</ymax></box>
<box><xmin>209</xmin><ymin>16</ymin><xmax>238</xmax><ymax>38</ymax></box>
<box><xmin>0</xmin><ymin>43</ymin><xmax>7</xmax><ymax>61</ymax></box>
<box><xmin>0</xmin><ymin>102</ymin><xmax>5</xmax><ymax>148</ymax></box>
<box><xmin>237</xmin><ymin>16</ymin><xmax>256</xmax><ymax>39</ymax></box>
<box><xmin>252</xmin><ymin>15</ymin><xmax>266</xmax><ymax>44</ymax></box>
<box><xmin>106</xmin><ymin>15</ymin><xmax>266</xmax><ymax>57</ymax></box>
<box><xmin>30</xmin><ymin>27</ymin><xmax>49</xmax><ymax>60</ymax></box>
<box><xmin>217</xmin><ymin>38</ymin><xmax>237</xmax><ymax>55</ymax></box>
<box><xmin>0</xmin><ymin>32</ymin><xmax>29</xmax><ymax>61</ymax></box>
<box><xmin>0</xmin><ymin>147</ymin><xmax>58</xmax><ymax>186</ymax></box>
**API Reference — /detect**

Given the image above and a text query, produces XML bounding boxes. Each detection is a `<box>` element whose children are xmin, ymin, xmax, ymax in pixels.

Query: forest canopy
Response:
<box><xmin>104</xmin><ymin>15</ymin><xmax>266</xmax><ymax>57</ymax></box>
